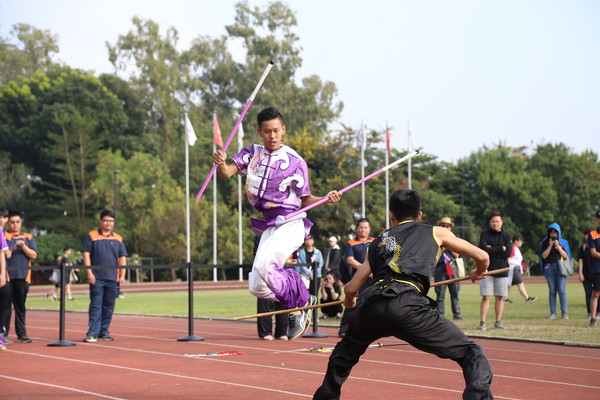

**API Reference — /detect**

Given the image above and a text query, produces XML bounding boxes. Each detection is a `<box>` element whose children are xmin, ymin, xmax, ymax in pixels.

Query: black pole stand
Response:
<box><xmin>303</xmin><ymin>275</ymin><xmax>327</xmax><ymax>338</ymax></box>
<box><xmin>178</xmin><ymin>262</ymin><xmax>205</xmax><ymax>342</ymax></box>
<box><xmin>48</xmin><ymin>264</ymin><xmax>76</xmax><ymax>347</ymax></box>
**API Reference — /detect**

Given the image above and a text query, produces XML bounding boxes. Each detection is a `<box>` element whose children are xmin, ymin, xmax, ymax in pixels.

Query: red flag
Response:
<box><xmin>213</xmin><ymin>114</ymin><xmax>223</xmax><ymax>147</ymax></box>
<box><xmin>386</xmin><ymin>127</ymin><xmax>391</xmax><ymax>152</ymax></box>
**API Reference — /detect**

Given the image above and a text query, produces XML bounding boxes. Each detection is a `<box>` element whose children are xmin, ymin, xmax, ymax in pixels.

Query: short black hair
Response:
<box><xmin>356</xmin><ymin>218</ymin><xmax>370</xmax><ymax>227</ymax></box>
<box><xmin>257</xmin><ymin>107</ymin><xmax>283</xmax><ymax>127</ymax></box>
<box><xmin>389</xmin><ymin>189</ymin><xmax>421</xmax><ymax>221</ymax></box>
<box><xmin>99</xmin><ymin>210</ymin><xmax>115</xmax><ymax>219</ymax></box>
<box><xmin>8</xmin><ymin>210</ymin><xmax>23</xmax><ymax>219</ymax></box>
<box><xmin>488</xmin><ymin>210</ymin><xmax>502</xmax><ymax>221</ymax></box>
<box><xmin>512</xmin><ymin>234</ymin><xmax>523</xmax><ymax>241</ymax></box>
<box><xmin>0</xmin><ymin>208</ymin><xmax>8</xmax><ymax>217</ymax></box>
<box><xmin>63</xmin><ymin>246</ymin><xmax>71</xmax><ymax>252</ymax></box>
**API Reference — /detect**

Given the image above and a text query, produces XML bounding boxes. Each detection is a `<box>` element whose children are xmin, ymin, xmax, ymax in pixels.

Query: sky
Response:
<box><xmin>1</xmin><ymin>0</ymin><xmax>599</xmax><ymax>163</ymax></box>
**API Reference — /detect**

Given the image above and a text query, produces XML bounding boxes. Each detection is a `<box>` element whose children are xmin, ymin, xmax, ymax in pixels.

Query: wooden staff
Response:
<box><xmin>233</xmin><ymin>267</ymin><xmax>510</xmax><ymax>320</ymax></box>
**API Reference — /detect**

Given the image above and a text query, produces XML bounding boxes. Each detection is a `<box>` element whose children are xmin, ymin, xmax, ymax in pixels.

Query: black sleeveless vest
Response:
<box><xmin>368</xmin><ymin>221</ymin><xmax>442</xmax><ymax>294</ymax></box>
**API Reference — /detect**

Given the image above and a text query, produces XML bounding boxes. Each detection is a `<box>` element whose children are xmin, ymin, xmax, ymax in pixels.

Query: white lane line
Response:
<box><xmin>9</xmin><ymin>350</ymin><xmax>311</xmax><ymax>398</ymax></box>
<box><xmin>0</xmin><ymin>374</ymin><xmax>126</xmax><ymax>400</ymax></box>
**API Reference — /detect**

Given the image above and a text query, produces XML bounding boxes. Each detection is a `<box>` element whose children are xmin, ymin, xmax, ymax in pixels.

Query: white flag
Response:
<box><xmin>185</xmin><ymin>114</ymin><xmax>197</xmax><ymax>146</ymax></box>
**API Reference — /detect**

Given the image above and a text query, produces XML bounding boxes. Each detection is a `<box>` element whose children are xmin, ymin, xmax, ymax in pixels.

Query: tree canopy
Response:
<box><xmin>1</xmin><ymin>2</ymin><xmax>598</xmax><ymax>276</ymax></box>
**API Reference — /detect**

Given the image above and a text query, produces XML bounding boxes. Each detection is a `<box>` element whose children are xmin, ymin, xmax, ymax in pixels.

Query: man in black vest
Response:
<box><xmin>314</xmin><ymin>189</ymin><xmax>493</xmax><ymax>400</ymax></box>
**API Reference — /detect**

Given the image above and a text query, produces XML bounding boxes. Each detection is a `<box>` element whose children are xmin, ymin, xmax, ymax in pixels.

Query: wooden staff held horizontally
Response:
<box><xmin>233</xmin><ymin>267</ymin><xmax>510</xmax><ymax>320</ymax></box>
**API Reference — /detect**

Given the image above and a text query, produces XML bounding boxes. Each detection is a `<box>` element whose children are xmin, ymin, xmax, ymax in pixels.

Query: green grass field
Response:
<box><xmin>28</xmin><ymin>282</ymin><xmax>600</xmax><ymax>345</ymax></box>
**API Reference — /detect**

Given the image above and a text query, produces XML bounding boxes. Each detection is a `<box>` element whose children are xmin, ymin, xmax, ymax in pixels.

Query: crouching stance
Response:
<box><xmin>314</xmin><ymin>189</ymin><xmax>494</xmax><ymax>399</ymax></box>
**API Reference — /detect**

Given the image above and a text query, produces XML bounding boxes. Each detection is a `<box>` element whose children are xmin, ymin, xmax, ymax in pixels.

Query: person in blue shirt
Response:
<box><xmin>82</xmin><ymin>210</ymin><xmax>127</xmax><ymax>342</ymax></box>
<box><xmin>5</xmin><ymin>211</ymin><xmax>38</xmax><ymax>343</ymax></box>
<box><xmin>296</xmin><ymin>236</ymin><xmax>324</xmax><ymax>294</ymax></box>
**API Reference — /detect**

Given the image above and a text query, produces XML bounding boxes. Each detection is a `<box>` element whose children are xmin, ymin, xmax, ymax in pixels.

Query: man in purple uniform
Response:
<box><xmin>213</xmin><ymin>107</ymin><xmax>341</xmax><ymax>339</ymax></box>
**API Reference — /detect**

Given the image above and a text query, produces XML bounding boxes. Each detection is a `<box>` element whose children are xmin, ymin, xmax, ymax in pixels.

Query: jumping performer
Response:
<box><xmin>313</xmin><ymin>189</ymin><xmax>493</xmax><ymax>399</ymax></box>
<box><xmin>212</xmin><ymin>107</ymin><xmax>341</xmax><ymax>339</ymax></box>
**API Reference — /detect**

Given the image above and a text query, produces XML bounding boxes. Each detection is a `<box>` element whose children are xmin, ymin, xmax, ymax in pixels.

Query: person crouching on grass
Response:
<box><xmin>313</xmin><ymin>189</ymin><xmax>493</xmax><ymax>400</ymax></box>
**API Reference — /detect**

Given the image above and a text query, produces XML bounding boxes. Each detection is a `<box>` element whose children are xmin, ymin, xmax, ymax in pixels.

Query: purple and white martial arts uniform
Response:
<box><xmin>231</xmin><ymin>144</ymin><xmax>312</xmax><ymax>309</ymax></box>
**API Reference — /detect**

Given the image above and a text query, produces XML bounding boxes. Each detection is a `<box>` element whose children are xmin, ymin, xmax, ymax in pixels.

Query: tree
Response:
<box><xmin>0</xmin><ymin>151</ymin><xmax>34</xmax><ymax>210</ymax></box>
<box><xmin>530</xmin><ymin>144</ymin><xmax>600</xmax><ymax>245</ymax></box>
<box><xmin>0</xmin><ymin>23</ymin><xmax>59</xmax><ymax>84</ymax></box>
<box><xmin>44</xmin><ymin>108</ymin><xmax>100</xmax><ymax>223</ymax></box>
<box><xmin>0</xmin><ymin>68</ymin><xmax>128</xmax><ymax>229</ymax></box>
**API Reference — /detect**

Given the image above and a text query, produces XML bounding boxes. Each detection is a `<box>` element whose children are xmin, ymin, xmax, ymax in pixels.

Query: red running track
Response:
<box><xmin>1</xmin><ymin>310</ymin><xmax>599</xmax><ymax>399</ymax></box>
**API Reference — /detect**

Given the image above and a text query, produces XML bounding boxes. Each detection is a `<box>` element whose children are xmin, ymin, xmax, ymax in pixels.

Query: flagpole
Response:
<box><xmin>408</xmin><ymin>121</ymin><xmax>412</xmax><ymax>190</ymax></box>
<box><xmin>237</xmin><ymin>122</ymin><xmax>244</xmax><ymax>281</ymax></box>
<box><xmin>213</xmin><ymin>141</ymin><xmax>218</xmax><ymax>282</ymax></box>
<box><xmin>361</xmin><ymin>121</ymin><xmax>365</xmax><ymax>218</ymax></box>
<box><xmin>385</xmin><ymin>124</ymin><xmax>390</xmax><ymax>229</ymax></box>
<box><xmin>184</xmin><ymin>113</ymin><xmax>191</xmax><ymax>264</ymax></box>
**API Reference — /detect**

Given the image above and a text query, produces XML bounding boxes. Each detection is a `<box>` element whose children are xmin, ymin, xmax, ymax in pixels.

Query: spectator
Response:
<box><xmin>319</xmin><ymin>271</ymin><xmax>342</xmax><ymax>319</ymax></box>
<box><xmin>62</xmin><ymin>247</ymin><xmax>77</xmax><ymax>300</ymax></box>
<box><xmin>0</xmin><ymin>208</ymin><xmax>10</xmax><ymax>344</ymax></box>
<box><xmin>45</xmin><ymin>253</ymin><xmax>61</xmax><ymax>301</ymax></box>
<box><xmin>587</xmin><ymin>210</ymin><xmax>600</xmax><ymax>327</ymax></box>
<box><xmin>296</xmin><ymin>236</ymin><xmax>324</xmax><ymax>295</ymax></box>
<box><xmin>433</xmin><ymin>217</ymin><xmax>463</xmax><ymax>320</ymax></box>
<box><xmin>5</xmin><ymin>210</ymin><xmax>38</xmax><ymax>343</ymax></box>
<box><xmin>82</xmin><ymin>210</ymin><xmax>127</xmax><ymax>342</ymax></box>
<box><xmin>505</xmin><ymin>235</ymin><xmax>537</xmax><ymax>303</ymax></box>
<box><xmin>539</xmin><ymin>222</ymin><xmax>571</xmax><ymax>320</ymax></box>
<box><xmin>477</xmin><ymin>210</ymin><xmax>511</xmax><ymax>330</ymax></box>
<box><xmin>0</xmin><ymin>228</ymin><xmax>7</xmax><ymax>349</ymax></box>
<box><xmin>323</xmin><ymin>236</ymin><xmax>342</xmax><ymax>279</ymax></box>
<box><xmin>338</xmin><ymin>218</ymin><xmax>375</xmax><ymax>337</ymax></box>
<box><xmin>579</xmin><ymin>230</ymin><xmax>599</xmax><ymax>319</ymax></box>
<box><xmin>256</xmin><ymin>298</ymin><xmax>289</xmax><ymax>340</ymax></box>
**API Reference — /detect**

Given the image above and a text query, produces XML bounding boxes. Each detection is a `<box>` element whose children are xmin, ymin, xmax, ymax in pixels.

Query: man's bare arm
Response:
<box><xmin>213</xmin><ymin>150</ymin><xmax>240</xmax><ymax>179</ymax></box>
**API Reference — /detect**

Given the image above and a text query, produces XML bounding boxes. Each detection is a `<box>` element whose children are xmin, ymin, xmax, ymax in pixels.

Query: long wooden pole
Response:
<box><xmin>233</xmin><ymin>267</ymin><xmax>510</xmax><ymax>320</ymax></box>
<box><xmin>196</xmin><ymin>60</ymin><xmax>274</xmax><ymax>201</ymax></box>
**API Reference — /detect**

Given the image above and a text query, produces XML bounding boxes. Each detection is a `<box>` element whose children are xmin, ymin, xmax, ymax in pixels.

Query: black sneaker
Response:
<box><xmin>590</xmin><ymin>319</ymin><xmax>598</xmax><ymax>328</ymax></box>
<box><xmin>17</xmin><ymin>336</ymin><xmax>32</xmax><ymax>343</ymax></box>
<box><xmin>525</xmin><ymin>297</ymin><xmax>537</xmax><ymax>303</ymax></box>
<box><xmin>503</xmin><ymin>298</ymin><xmax>513</xmax><ymax>304</ymax></box>
<box><xmin>287</xmin><ymin>295</ymin><xmax>317</xmax><ymax>340</ymax></box>
<box><xmin>99</xmin><ymin>335</ymin><xmax>114</xmax><ymax>341</ymax></box>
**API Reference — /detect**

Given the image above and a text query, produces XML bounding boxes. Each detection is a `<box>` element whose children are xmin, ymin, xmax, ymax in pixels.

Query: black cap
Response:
<box><xmin>596</xmin><ymin>210</ymin><xmax>600</xmax><ymax>218</ymax></box>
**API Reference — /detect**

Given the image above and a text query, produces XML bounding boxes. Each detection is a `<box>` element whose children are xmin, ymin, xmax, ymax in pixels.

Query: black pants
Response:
<box><xmin>256</xmin><ymin>298</ymin><xmax>288</xmax><ymax>338</ymax></box>
<box><xmin>0</xmin><ymin>281</ymin><xmax>11</xmax><ymax>337</ymax></box>
<box><xmin>10</xmin><ymin>279</ymin><xmax>29</xmax><ymax>338</ymax></box>
<box><xmin>314</xmin><ymin>290</ymin><xmax>493</xmax><ymax>400</ymax></box>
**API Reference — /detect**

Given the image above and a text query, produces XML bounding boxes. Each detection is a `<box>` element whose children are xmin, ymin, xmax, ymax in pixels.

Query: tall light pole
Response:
<box><xmin>113</xmin><ymin>169</ymin><xmax>121</xmax><ymax>230</ymax></box>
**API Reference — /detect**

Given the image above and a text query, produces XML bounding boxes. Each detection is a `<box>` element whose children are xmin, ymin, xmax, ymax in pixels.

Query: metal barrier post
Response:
<box><xmin>177</xmin><ymin>262</ymin><xmax>205</xmax><ymax>342</ymax></box>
